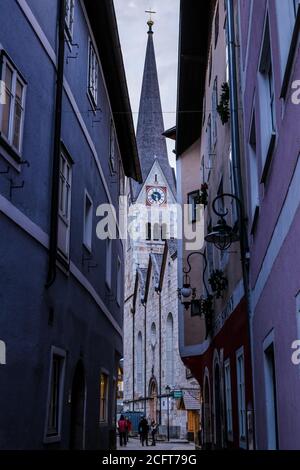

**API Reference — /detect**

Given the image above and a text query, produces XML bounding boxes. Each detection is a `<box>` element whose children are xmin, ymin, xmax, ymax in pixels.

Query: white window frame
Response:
<box><xmin>0</xmin><ymin>53</ymin><xmax>26</xmax><ymax>156</ymax></box>
<box><xmin>188</xmin><ymin>191</ymin><xmax>200</xmax><ymax>223</ymax></box>
<box><xmin>236</xmin><ymin>346</ymin><xmax>246</xmax><ymax>448</ymax></box>
<box><xmin>105</xmin><ymin>237</ymin><xmax>112</xmax><ymax>289</ymax></box>
<box><xmin>65</xmin><ymin>0</ymin><xmax>75</xmax><ymax>42</ymax></box>
<box><xmin>248</xmin><ymin>109</ymin><xmax>259</xmax><ymax>228</ymax></box>
<box><xmin>212</xmin><ymin>77</ymin><xmax>218</xmax><ymax>146</ymax></box>
<box><xmin>224</xmin><ymin>358</ymin><xmax>233</xmax><ymax>440</ymax></box>
<box><xmin>58</xmin><ymin>150</ymin><xmax>72</xmax><ymax>258</ymax></box>
<box><xmin>87</xmin><ymin>39</ymin><xmax>99</xmax><ymax>108</ymax></box>
<box><xmin>116</xmin><ymin>256</ymin><xmax>122</xmax><ymax>306</ymax></box>
<box><xmin>275</xmin><ymin>0</ymin><xmax>299</xmax><ymax>79</ymax></box>
<box><xmin>99</xmin><ymin>371</ymin><xmax>109</xmax><ymax>424</ymax></box>
<box><xmin>258</xmin><ymin>15</ymin><xmax>276</xmax><ymax>180</ymax></box>
<box><xmin>263</xmin><ymin>330</ymin><xmax>279</xmax><ymax>450</ymax></box>
<box><xmin>44</xmin><ymin>347</ymin><xmax>66</xmax><ymax>443</ymax></box>
<box><xmin>109</xmin><ymin>121</ymin><xmax>116</xmax><ymax>174</ymax></box>
<box><xmin>83</xmin><ymin>190</ymin><xmax>93</xmax><ymax>252</ymax></box>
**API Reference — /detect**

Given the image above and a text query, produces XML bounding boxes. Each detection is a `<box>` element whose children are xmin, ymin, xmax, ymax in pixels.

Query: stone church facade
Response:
<box><xmin>123</xmin><ymin>19</ymin><xmax>200</xmax><ymax>439</ymax></box>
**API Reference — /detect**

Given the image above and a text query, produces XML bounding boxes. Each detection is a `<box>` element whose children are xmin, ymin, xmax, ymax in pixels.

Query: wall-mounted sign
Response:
<box><xmin>173</xmin><ymin>390</ymin><xmax>183</xmax><ymax>399</ymax></box>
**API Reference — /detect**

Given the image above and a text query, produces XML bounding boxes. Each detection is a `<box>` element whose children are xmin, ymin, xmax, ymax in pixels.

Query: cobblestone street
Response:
<box><xmin>117</xmin><ymin>438</ymin><xmax>195</xmax><ymax>451</ymax></box>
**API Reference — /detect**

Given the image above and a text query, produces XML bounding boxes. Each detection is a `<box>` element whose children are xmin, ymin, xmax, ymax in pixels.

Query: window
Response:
<box><xmin>215</xmin><ymin>3</ymin><xmax>219</xmax><ymax>47</ymax></box>
<box><xmin>58</xmin><ymin>151</ymin><xmax>72</xmax><ymax>258</ymax></box>
<box><xmin>161</xmin><ymin>223</ymin><xmax>168</xmax><ymax>241</ymax></box>
<box><xmin>229</xmin><ymin>148</ymin><xmax>238</xmax><ymax>225</ymax></box>
<box><xmin>208</xmin><ymin>48</ymin><xmax>212</xmax><ymax>85</ymax></box>
<box><xmin>116</xmin><ymin>257</ymin><xmax>122</xmax><ymax>306</ymax></box>
<box><xmin>236</xmin><ymin>348</ymin><xmax>246</xmax><ymax>447</ymax></box>
<box><xmin>83</xmin><ymin>191</ymin><xmax>93</xmax><ymax>251</ymax></box>
<box><xmin>45</xmin><ymin>348</ymin><xmax>66</xmax><ymax>441</ymax></box>
<box><xmin>212</xmin><ymin>77</ymin><xmax>218</xmax><ymax>146</ymax></box>
<box><xmin>166</xmin><ymin>313</ymin><xmax>174</xmax><ymax>386</ymax></box>
<box><xmin>188</xmin><ymin>191</ymin><xmax>200</xmax><ymax>223</ymax></box>
<box><xmin>264</xmin><ymin>339</ymin><xmax>279</xmax><ymax>449</ymax></box>
<box><xmin>258</xmin><ymin>17</ymin><xmax>276</xmax><ymax>180</ymax></box>
<box><xmin>151</xmin><ymin>322</ymin><xmax>156</xmax><ymax>347</ymax></box>
<box><xmin>248</xmin><ymin>113</ymin><xmax>259</xmax><ymax>225</ymax></box>
<box><xmin>224</xmin><ymin>359</ymin><xmax>233</xmax><ymax>439</ymax></box>
<box><xmin>119</xmin><ymin>162</ymin><xmax>125</xmax><ymax>195</ymax></box>
<box><xmin>137</xmin><ymin>332</ymin><xmax>143</xmax><ymax>394</ymax></box>
<box><xmin>0</xmin><ymin>54</ymin><xmax>26</xmax><ymax>155</ymax></box>
<box><xmin>110</xmin><ymin>121</ymin><xmax>116</xmax><ymax>173</ymax></box>
<box><xmin>153</xmin><ymin>223</ymin><xmax>160</xmax><ymax>241</ymax></box>
<box><xmin>65</xmin><ymin>0</ymin><xmax>75</xmax><ymax>41</ymax></box>
<box><xmin>106</xmin><ymin>238</ymin><xmax>112</xmax><ymax>289</ymax></box>
<box><xmin>146</xmin><ymin>222</ymin><xmax>152</xmax><ymax>241</ymax></box>
<box><xmin>100</xmin><ymin>373</ymin><xmax>109</xmax><ymax>423</ymax></box>
<box><xmin>207</xmin><ymin>114</ymin><xmax>213</xmax><ymax>171</ymax></box>
<box><xmin>88</xmin><ymin>40</ymin><xmax>99</xmax><ymax>107</ymax></box>
<box><xmin>275</xmin><ymin>0</ymin><xmax>299</xmax><ymax>78</ymax></box>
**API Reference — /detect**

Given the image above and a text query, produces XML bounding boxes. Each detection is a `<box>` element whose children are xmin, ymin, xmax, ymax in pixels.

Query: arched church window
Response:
<box><xmin>151</xmin><ymin>323</ymin><xmax>157</xmax><ymax>347</ymax></box>
<box><xmin>166</xmin><ymin>313</ymin><xmax>174</xmax><ymax>386</ymax></box>
<box><xmin>137</xmin><ymin>332</ymin><xmax>143</xmax><ymax>394</ymax></box>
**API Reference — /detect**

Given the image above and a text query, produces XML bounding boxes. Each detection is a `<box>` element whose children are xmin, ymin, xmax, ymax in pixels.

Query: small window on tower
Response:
<box><xmin>154</xmin><ymin>174</ymin><xmax>158</xmax><ymax>183</ymax></box>
<box><xmin>146</xmin><ymin>223</ymin><xmax>152</xmax><ymax>241</ymax></box>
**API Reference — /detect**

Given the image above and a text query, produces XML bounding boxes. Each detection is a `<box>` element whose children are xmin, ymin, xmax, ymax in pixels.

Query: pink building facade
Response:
<box><xmin>238</xmin><ymin>0</ymin><xmax>300</xmax><ymax>449</ymax></box>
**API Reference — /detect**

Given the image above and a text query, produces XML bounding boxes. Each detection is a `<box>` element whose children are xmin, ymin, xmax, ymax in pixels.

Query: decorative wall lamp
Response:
<box><xmin>178</xmin><ymin>251</ymin><xmax>209</xmax><ymax>312</ymax></box>
<box><xmin>178</xmin><ymin>251</ymin><xmax>214</xmax><ymax>338</ymax></box>
<box><xmin>205</xmin><ymin>193</ymin><xmax>242</xmax><ymax>251</ymax></box>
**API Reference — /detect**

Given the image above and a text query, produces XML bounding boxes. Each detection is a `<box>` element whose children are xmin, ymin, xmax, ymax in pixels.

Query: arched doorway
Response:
<box><xmin>203</xmin><ymin>374</ymin><xmax>212</xmax><ymax>449</ymax></box>
<box><xmin>214</xmin><ymin>363</ymin><xmax>222</xmax><ymax>448</ymax></box>
<box><xmin>148</xmin><ymin>378</ymin><xmax>158</xmax><ymax>423</ymax></box>
<box><xmin>70</xmin><ymin>361</ymin><xmax>86</xmax><ymax>449</ymax></box>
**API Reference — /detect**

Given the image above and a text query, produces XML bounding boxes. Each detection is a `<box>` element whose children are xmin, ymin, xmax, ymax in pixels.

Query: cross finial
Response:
<box><xmin>145</xmin><ymin>8</ymin><xmax>156</xmax><ymax>32</ymax></box>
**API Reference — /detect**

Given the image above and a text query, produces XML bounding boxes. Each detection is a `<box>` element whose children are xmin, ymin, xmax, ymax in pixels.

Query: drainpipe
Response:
<box><xmin>226</xmin><ymin>0</ymin><xmax>255</xmax><ymax>448</ymax></box>
<box><xmin>143</xmin><ymin>302</ymin><xmax>147</xmax><ymax>416</ymax></box>
<box><xmin>158</xmin><ymin>289</ymin><xmax>162</xmax><ymax>425</ymax></box>
<box><xmin>132</xmin><ymin>307</ymin><xmax>135</xmax><ymax>412</ymax></box>
<box><xmin>46</xmin><ymin>0</ymin><xmax>66</xmax><ymax>288</ymax></box>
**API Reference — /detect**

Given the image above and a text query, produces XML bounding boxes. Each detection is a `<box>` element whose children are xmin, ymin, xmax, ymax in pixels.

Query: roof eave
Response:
<box><xmin>83</xmin><ymin>0</ymin><xmax>142</xmax><ymax>183</ymax></box>
<box><xmin>176</xmin><ymin>0</ymin><xmax>213</xmax><ymax>157</ymax></box>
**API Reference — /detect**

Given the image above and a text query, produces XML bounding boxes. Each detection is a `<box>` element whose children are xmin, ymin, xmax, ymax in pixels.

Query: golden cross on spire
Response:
<box><xmin>145</xmin><ymin>8</ymin><xmax>156</xmax><ymax>31</ymax></box>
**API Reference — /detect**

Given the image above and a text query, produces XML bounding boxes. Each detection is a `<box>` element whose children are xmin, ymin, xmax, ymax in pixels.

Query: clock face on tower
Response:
<box><xmin>146</xmin><ymin>186</ymin><xmax>167</xmax><ymax>206</ymax></box>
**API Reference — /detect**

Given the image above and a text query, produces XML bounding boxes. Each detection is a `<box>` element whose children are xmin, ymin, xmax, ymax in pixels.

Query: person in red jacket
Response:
<box><xmin>125</xmin><ymin>417</ymin><xmax>132</xmax><ymax>444</ymax></box>
<box><xmin>118</xmin><ymin>415</ymin><xmax>127</xmax><ymax>447</ymax></box>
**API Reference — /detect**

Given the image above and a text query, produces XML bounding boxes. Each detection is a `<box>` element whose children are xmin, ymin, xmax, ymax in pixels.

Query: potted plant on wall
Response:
<box><xmin>208</xmin><ymin>269</ymin><xmax>228</xmax><ymax>299</ymax></box>
<box><xmin>217</xmin><ymin>82</ymin><xmax>230</xmax><ymax>125</ymax></box>
<box><xmin>200</xmin><ymin>295</ymin><xmax>214</xmax><ymax>338</ymax></box>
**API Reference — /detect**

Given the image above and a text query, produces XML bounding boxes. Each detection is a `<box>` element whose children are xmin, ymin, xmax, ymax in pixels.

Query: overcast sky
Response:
<box><xmin>114</xmin><ymin>0</ymin><xmax>180</xmax><ymax>168</ymax></box>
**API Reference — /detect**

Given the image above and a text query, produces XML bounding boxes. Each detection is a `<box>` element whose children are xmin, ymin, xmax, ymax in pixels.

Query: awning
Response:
<box><xmin>177</xmin><ymin>391</ymin><xmax>201</xmax><ymax>411</ymax></box>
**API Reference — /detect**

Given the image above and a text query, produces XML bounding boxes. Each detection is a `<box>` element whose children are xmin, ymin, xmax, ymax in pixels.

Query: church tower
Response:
<box><xmin>123</xmin><ymin>18</ymin><xmax>197</xmax><ymax>435</ymax></box>
<box><xmin>129</xmin><ymin>16</ymin><xmax>177</xmax><ymax>270</ymax></box>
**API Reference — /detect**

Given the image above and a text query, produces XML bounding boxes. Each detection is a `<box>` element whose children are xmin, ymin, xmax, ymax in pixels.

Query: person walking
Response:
<box><xmin>138</xmin><ymin>416</ymin><xmax>149</xmax><ymax>447</ymax></box>
<box><xmin>150</xmin><ymin>420</ymin><xmax>158</xmax><ymax>446</ymax></box>
<box><xmin>125</xmin><ymin>416</ymin><xmax>132</xmax><ymax>444</ymax></box>
<box><xmin>117</xmin><ymin>415</ymin><xmax>127</xmax><ymax>447</ymax></box>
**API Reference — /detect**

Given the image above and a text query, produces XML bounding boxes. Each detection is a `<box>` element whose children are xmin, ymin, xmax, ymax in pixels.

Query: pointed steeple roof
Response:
<box><xmin>132</xmin><ymin>21</ymin><xmax>176</xmax><ymax>200</ymax></box>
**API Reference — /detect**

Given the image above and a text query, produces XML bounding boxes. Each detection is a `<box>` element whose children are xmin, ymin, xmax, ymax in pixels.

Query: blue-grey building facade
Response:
<box><xmin>0</xmin><ymin>0</ymin><xmax>141</xmax><ymax>449</ymax></box>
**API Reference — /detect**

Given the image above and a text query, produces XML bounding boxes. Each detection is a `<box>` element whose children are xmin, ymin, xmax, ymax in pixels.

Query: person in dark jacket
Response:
<box><xmin>150</xmin><ymin>420</ymin><xmax>158</xmax><ymax>446</ymax></box>
<box><xmin>138</xmin><ymin>416</ymin><xmax>149</xmax><ymax>446</ymax></box>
